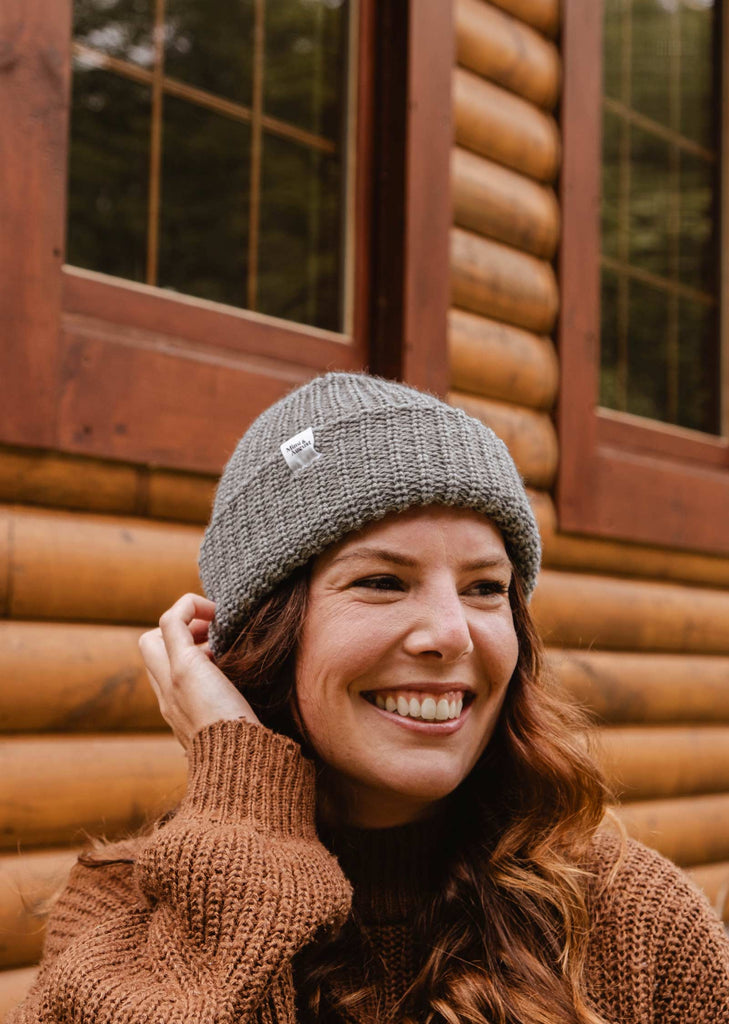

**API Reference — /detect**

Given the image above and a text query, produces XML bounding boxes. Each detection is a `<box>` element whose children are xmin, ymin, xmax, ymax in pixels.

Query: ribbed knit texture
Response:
<box><xmin>10</xmin><ymin>721</ymin><xmax>729</xmax><ymax>1024</ymax></box>
<box><xmin>199</xmin><ymin>373</ymin><xmax>541</xmax><ymax>656</ymax></box>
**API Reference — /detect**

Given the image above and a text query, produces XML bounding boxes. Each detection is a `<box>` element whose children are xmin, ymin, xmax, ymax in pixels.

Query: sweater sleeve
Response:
<box><xmin>586</xmin><ymin>834</ymin><xmax>729</xmax><ymax>1023</ymax></box>
<box><xmin>7</xmin><ymin>720</ymin><xmax>352</xmax><ymax>1024</ymax></box>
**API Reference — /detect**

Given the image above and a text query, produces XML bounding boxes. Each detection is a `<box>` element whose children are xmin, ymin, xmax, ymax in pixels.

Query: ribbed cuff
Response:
<box><xmin>182</xmin><ymin>719</ymin><xmax>318</xmax><ymax>839</ymax></box>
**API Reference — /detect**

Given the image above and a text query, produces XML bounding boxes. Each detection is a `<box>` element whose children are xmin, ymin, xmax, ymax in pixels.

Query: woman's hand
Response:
<box><xmin>139</xmin><ymin>593</ymin><xmax>260</xmax><ymax>751</ymax></box>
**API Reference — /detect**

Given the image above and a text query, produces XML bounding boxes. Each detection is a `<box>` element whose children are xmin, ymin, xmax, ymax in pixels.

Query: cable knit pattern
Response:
<box><xmin>9</xmin><ymin>723</ymin><xmax>729</xmax><ymax>1024</ymax></box>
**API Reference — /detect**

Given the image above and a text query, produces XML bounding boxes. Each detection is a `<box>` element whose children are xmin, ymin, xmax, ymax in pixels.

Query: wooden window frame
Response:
<box><xmin>558</xmin><ymin>0</ymin><xmax>729</xmax><ymax>555</ymax></box>
<box><xmin>1</xmin><ymin>0</ymin><xmax>452</xmax><ymax>475</ymax></box>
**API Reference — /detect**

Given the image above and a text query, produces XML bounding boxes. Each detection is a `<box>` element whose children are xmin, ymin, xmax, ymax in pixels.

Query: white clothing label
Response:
<box><xmin>280</xmin><ymin>427</ymin><xmax>321</xmax><ymax>473</ymax></box>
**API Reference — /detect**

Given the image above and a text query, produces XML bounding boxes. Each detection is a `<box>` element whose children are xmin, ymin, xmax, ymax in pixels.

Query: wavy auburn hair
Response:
<box><xmin>216</xmin><ymin>558</ymin><xmax>614</xmax><ymax>1024</ymax></box>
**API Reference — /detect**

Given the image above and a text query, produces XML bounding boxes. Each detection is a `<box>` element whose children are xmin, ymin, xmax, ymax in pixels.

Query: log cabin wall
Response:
<box><xmin>2</xmin><ymin>0</ymin><xmax>729</xmax><ymax>1016</ymax></box>
<box><xmin>448</xmin><ymin>0</ymin><xmax>729</xmax><ymax>925</ymax></box>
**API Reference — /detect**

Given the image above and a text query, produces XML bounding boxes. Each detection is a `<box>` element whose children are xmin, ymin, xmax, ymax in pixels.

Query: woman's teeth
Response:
<box><xmin>371</xmin><ymin>692</ymin><xmax>464</xmax><ymax>721</ymax></box>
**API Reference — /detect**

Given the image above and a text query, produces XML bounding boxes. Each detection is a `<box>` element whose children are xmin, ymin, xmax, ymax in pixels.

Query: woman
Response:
<box><xmin>10</xmin><ymin>373</ymin><xmax>729</xmax><ymax>1024</ymax></box>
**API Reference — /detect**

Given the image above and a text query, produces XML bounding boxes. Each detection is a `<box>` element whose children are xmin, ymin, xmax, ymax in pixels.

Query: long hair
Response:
<box><xmin>216</xmin><ymin>564</ymin><xmax>614</xmax><ymax>1024</ymax></box>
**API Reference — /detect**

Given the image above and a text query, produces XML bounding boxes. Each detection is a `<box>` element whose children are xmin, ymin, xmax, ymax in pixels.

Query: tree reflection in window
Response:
<box><xmin>600</xmin><ymin>0</ymin><xmax>720</xmax><ymax>435</ymax></box>
<box><xmin>67</xmin><ymin>0</ymin><xmax>350</xmax><ymax>333</ymax></box>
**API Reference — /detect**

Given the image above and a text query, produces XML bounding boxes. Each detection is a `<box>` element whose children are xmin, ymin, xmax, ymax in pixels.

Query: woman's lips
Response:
<box><xmin>361</xmin><ymin>688</ymin><xmax>473</xmax><ymax>733</ymax></box>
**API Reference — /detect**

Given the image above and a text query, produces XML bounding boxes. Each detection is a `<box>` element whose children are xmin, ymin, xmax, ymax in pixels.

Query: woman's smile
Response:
<box><xmin>295</xmin><ymin>505</ymin><xmax>519</xmax><ymax>828</ymax></box>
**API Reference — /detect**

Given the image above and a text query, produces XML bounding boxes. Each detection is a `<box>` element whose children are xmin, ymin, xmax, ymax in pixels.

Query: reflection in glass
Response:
<box><xmin>164</xmin><ymin>0</ymin><xmax>255</xmax><ymax>105</ymax></box>
<box><xmin>67</xmin><ymin>66</ymin><xmax>150</xmax><ymax>282</ymax></box>
<box><xmin>601</xmin><ymin>109</ymin><xmax>621</xmax><ymax>261</ymax></box>
<box><xmin>158</xmin><ymin>99</ymin><xmax>250</xmax><ymax>307</ymax></box>
<box><xmin>680</xmin><ymin>1</ymin><xmax>716</xmax><ymax>150</ymax></box>
<box><xmin>600</xmin><ymin>270</ymin><xmax>620</xmax><ymax>409</ymax></box>
<box><xmin>629</xmin><ymin>126</ymin><xmax>670</xmax><ymax>278</ymax></box>
<box><xmin>627</xmin><ymin>280</ymin><xmax>668</xmax><ymax>421</ymax></box>
<box><xmin>679</xmin><ymin>150</ymin><xmax>715</xmax><ymax>292</ymax></box>
<box><xmin>630</xmin><ymin>0</ymin><xmax>671</xmax><ymax>127</ymax></box>
<box><xmin>678</xmin><ymin>299</ymin><xmax>718</xmax><ymax>433</ymax></box>
<box><xmin>257</xmin><ymin>134</ymin><xmax>343</xmax><ymax>331</ymax></box>
<box><xmin>264</xmin><ymin>0</ymin><xmax>348</xmax><ymax>139</ymax></box>
<box><xmin>74</xmin><ymin>0</ymin><xmax>154</xmax><ymax>67</ymax></box>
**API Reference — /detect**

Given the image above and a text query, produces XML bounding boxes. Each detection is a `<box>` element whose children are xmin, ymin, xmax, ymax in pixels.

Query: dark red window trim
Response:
<box><xmin>557</xmin><ymin>0</ymin><xmax>729</xmax><ymax>555</ymax></box>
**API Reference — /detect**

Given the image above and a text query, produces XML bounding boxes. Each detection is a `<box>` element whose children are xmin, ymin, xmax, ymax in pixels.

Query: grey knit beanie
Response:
<box><xmin>200</xmin><ymin>372</ymin><xmax>541</xmax><ymax>656</ymax></box>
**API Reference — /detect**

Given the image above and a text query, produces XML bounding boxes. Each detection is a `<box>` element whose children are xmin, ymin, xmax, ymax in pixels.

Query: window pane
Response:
<box><xmin>678</xmin><ymin>299</ymin><xmax>719</xmax><ymax>433</ymax></box>
<box><xmin>679</xmin><ymin>150</ymin><xmax>715</xmax><ymax>292</ymax></box>
<box><xmin>626</xmin><ymin>280</ymin><xmax>669</xmax><ymax>421</ymax></box>
<box><xmin>257</xmin><ymin>134</ymin><xmax>343</xmax><ymax>332</ymax></box>
<box><xmin>66</xmin><ymin>65</ymin><xmax>150</xmax><ymax>282</ymax></box>
<box><xmin>680</xmin><ymin>1</ymin><xmax>716</xmax><ymax>149</ymax></box>
<box><xmin>158</xmin><ymin>99</ymin><xmax>250</xmax><ymax>307</ymax></box>
<box><xmin>74</xmin><ymin>0</ymin><xmax>154</xmax><ymax>67</ymax></box>
<box><xmin>264</xmin><ymin>0</ymin><xmax>348</xmax><ymax>139</ymax></box>
<box><xmin>67</xmin><ymin>0</ymin><xmax>353</xmax><ymax>334</ymax></box>
<box><xmin>164</xmin><ymin>0</ymin><xmax>255</xmax><ymax>106</ymax></box>
<box><xmin>600</xmin><ymin>0</ymin><xmax>720</xmax><ymax>435</ymax></box>
<box><xmin>630</xmin><ymin>0</ymin><xmax>671</xmax><ymax>128</ymax></box>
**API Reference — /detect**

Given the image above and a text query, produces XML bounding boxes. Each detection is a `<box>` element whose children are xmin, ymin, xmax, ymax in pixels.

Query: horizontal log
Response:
<box><xmin>3</xmin><ymin>506</ymin><xmax>201</xmax><ymax>624</ymax></box>
<box><xmin>0</xmin><ymin>446</ymin><xmax>216</xmax><ymax>524</ymax></box>
<box><xmin>448</xmin><ymin>391</ymin><xmax>557</xmax><ymax>488</ymax></box>
<box><xmin>488</xmin><ymin>0</ymin><xmax>560</xmax><ymax>38</ymax></box>
<box><xmin>454</xmin><ymin>67</ymin><xmax>560</xmax><ymax>182</ymax></box>
<box><xmin>532</xmin><ymin>570</ymin><xmax>729</xmax><ymax>654</ymax></box>
<box><xmin>0</xmin><ymin>848</ymin><xmax>78</xmax><ymax>969</ymax></box>
<box><xmin>0</xmin><ymin>965</ymin><xmax>37</xmax><ymax>1020</ymax></box>
<box><xmin>548</xmin><ymin>649</ymin><xmax>729</xmax><ymax>725</ymax></box>
<box><xmin>0</xmin><ymin>735</ymin><xmax>185</xmax><ymax>849</ymax></box>
<box><xmin>448</xmin><ymin>310</ymin><xmax>558</xmax><ymax>411</ymax></box>
<box><xmin>615</xmin><ymin>793</ymin><xmax>729</xmax><ymax>867</ymax></box>
<box><xmin>596</xmin><ymin>727</ymin><xmax>729</xmax><ymax>801</ymax></box>
<box><xmin>456</xmin><ymin>0</ymin><xmax>560</xmax><ymax>109</ymax></box>
<box><xmin>0</xmin><ymin>508</ymin><xmax>8</xmax><ymax>618</ymax></box>
<box><xmin>451</xmin><ymin>227</ymin><xmax>559</xmax><ymax>334</ymax></box>
<box><xmin>452</xmin><ymin>147</ymin><xmax>560</xmax><ymax>259</ymax></box>
<box><xmin>534</xmin><ymin>490</ymin><xmax>729</xmax><ymax>590</ymax></box>
<box><xmin>0</xmin><ymin>622</ymin><xmax>163</xmax><ymax>732</ymax></box>
<box><xmin>686</xmin><ymin>860</ymin><xmax>729</xmax><ymax>921</ymax></box>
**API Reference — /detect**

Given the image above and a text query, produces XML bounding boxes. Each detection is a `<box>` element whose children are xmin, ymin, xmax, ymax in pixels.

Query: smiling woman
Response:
<box><xmin>8</xmin><ymin>374</ymin><xmax>729</xmax><ymax>1024</ymax></box>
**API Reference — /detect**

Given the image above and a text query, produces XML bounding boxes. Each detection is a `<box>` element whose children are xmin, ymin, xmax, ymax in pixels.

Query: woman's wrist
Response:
<box><xmin>182</xmin><ymin>718</ymin><xmax>318</xmax><ymax>838</ymax></box>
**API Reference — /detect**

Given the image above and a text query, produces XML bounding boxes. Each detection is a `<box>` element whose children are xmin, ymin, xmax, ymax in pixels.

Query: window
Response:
<box><xmin>600</xmin><ymin>0</ymin><xmax>720</xmax><ymax>434</ymax></box>
<box><xmin>69</xmin><ymin>0</ymin><xmax>352</xmax><ymax>332</ymax></box>
<box><xmin>558</xmin><ymin>0</ymin><xmax>729</xmax><ymax>555</ymax></box>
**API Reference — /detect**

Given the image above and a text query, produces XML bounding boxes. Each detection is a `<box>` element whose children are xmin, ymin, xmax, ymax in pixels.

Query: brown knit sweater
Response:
<box><xmin>9</xmin><ymin>720</ymin><xmax>729</xmax><ymax>1023</ymax></box>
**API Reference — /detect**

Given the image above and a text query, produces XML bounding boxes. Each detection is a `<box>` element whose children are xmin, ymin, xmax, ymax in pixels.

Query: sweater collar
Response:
<box><xmin>323</xmin><ymin>812</ymin><xmax>449</xmax><ymax>924</ymax></box>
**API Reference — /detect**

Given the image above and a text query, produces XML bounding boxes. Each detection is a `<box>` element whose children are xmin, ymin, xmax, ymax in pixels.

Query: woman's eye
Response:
<box><xmin>351</xmin><ymin>575</ymin><xmax>404</xmax><ymax>592</ymax></box>
<box><xmin>466</xmin><ymin>580</ymin><xmax>509</xmax><ymax>598</ymax></box>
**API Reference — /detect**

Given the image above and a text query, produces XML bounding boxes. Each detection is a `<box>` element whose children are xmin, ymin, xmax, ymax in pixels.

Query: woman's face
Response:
<box><xmin>295</xmin><ymin>505</ymin><xmax>519</xmax><ymax>828</ymax></box>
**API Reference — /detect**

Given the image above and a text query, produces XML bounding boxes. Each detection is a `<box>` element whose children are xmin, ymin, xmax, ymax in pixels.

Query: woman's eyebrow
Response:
<box><xmin>329</xmin><ymin>547</ymin><xmax>416</xmax><ymax>568</ymax></box>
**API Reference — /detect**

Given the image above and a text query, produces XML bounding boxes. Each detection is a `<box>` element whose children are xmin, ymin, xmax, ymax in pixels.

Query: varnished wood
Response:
<box><xmin>0</xmin><ymin>447</ymin><xmax>216</xmax><ymax>523</ymax></box>
<box><xmin>596</xmin><ymin>726</ymin><xmax>729</xmax><ymax>801</ymax></box>
<box><xmin>0</xmin><ymin>965</ymin><xmax>37</xmax><ymax>1020</ymax></box>
<box><xmin>449</xmin><ymin>391</ymin><xmax>557</xmax><ymax>488</ymax></box>
<box><xmin>0</xmin><ymin>509</ymin><xmax>10</xmax><ymax>618</ymax></box>
<box><xmin>451</xmin><ymin>147</ymin><xmax>560</xmax><ymax>259</ymax></box>
<box><xmin>0</xmin><ymin>847</ymin><xmax>79</xmax><ymax>969</ymax></box>
<box><xmin>488</xmin><ymin>0</ymin><xmax>559</xmax><ymax>38</ymax></box>
<box><xmin>5</xmin><ymin>507</ymin><xmax>201</xmax><ymax>625</ymax></box>
<box><xmin>0</xmin><ymin>622</ymin><xmax>162</xmax><ymax>732</ymax></box>
<box><xmin>0</xmin><ymin>0</ymin><xmax>71</xmax><ymax>450</ymax></box>
<box><xmin>535</xmin><ymin>491</ymin><xmax>729</xmax><ymax>590</ymax></box>
<box><xmin>615</xmin><ymin>793</ymin><xmax>729</xmax><ymax>867</ymax></box>
<box><xmin>548</xmin><ymin>649</ymin><xmax>729</xmax><ymax>725</ymax></box>
<box><xmin>0</xmin><ymin>735</ymin><xmax>185</xmax><ymax>849</ymax></box>
<box><xmin>686</xmin><ymin>861</ymin><xmax>729</xmax><ymax>920</ymax></box>
<box><xmin>456</xmin><ymin>0</ymin><xmax>560</xmax><ymax>109</ymax></box>
<box><xmin>451</xmin><ymin>228</ymin><xmax>559</xmax><ymax>334</ymax></box>
<box><xmin>532</xmin><ymin>571</ymin><xmax>729</xmax><ymax>655</ymax></box>
<box><xmin>454</xmin><ymin>67</ymin><xmax>560</xmax><ymax>183</ymax></box>
<box><xmin>448</xmin><ymin>309</ymin><xmax>558</xmax><ymax>410</ymax></box>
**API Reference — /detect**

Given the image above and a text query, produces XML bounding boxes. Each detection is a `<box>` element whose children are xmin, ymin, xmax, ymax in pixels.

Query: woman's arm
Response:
<box><xmin>8</xmin><ymin>594</ymin><xmax>352</xmax><ymax>1023</ymax></box>
<box><xmin>9</xmin><ymin>720</ymin><xmax>351</xmax><ymax>1024</ymax></box>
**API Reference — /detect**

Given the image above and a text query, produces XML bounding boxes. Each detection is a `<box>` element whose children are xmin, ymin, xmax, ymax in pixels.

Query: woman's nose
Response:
<box><xmin>402</xmin><ymin>587</ymin><xmax>474</xmax><ymax>661</ymax></box>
